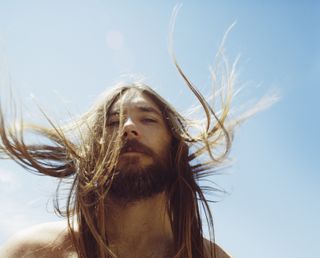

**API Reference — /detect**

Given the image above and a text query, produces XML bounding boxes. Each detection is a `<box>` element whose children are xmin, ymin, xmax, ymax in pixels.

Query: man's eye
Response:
<box><xmin>142</xmin><ymin>118</ymin><xmax>157</xmax><ymax>123</ymax></box>
<box><xmin>107</xmin><ymin>121</ymin><xmax>119</xmax><ymax>127</ymax></box>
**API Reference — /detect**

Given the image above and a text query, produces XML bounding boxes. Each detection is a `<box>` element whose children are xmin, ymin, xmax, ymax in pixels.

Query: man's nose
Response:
<box><xmin>123</xmin><ymin>118</ymin><xmax>139</xmax><ymax>138</ymax></box>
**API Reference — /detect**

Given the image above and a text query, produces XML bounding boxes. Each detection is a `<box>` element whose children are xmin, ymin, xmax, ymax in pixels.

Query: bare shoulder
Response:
<box><xmin>0</xmin><ymin>221</ymin><xmax>76</xmax><ymax>258</ymax></box>
<box><xmin>203</xmin><ymin>238</ymin><xmax>232</xmax><ymax>258</ymax></box>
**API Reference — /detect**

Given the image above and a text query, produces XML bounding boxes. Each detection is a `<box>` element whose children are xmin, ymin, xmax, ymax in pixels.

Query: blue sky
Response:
<box><xmin>0</xmin><ymin>1</ymin><xmax>319</xmax><ymax>258</ymax></box>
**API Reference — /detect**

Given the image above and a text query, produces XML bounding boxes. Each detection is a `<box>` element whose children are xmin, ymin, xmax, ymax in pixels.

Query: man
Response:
<box><xmin>0</xmin><ymin>82</ymin><xmax>233</xmax><ymax>257</ymax></box>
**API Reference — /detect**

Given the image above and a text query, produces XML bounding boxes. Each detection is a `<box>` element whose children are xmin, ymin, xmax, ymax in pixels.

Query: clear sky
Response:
<box><xmin>0</xmin><ymin>1</ymin><xmax>319</xmax><ymax>258</ymax></box>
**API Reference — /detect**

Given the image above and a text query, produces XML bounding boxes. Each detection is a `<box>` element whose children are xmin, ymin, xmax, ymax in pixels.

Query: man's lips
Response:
<box><xmin>120</xmin><ymin>140</ymin><xmax>153</xmax><ymax>156</ymax></box>
<box><xmin>121</xmin><ymin>151</ymin><xmax>143</xmax><ymax>155</ymax></box>
<box><xmin>120</xmin><ymin>147</ymin><xmax>145</xmax><ymax>155</ymax></box>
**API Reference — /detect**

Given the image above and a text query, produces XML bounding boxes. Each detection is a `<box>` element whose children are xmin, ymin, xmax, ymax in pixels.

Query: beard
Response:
<box><xmin>109</xmin><ymin>141</ymin><xmax>175</xmax><ymax>203</ymax></box>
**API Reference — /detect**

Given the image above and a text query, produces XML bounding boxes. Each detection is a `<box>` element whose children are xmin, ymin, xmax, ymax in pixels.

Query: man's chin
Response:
<box><xmin>109</xmin><ymin>161</ymin><xmax>173</xmax><ymax>202</ymax></box>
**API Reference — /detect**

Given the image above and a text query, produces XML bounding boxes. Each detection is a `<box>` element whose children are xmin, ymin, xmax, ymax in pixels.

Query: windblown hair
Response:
<box><xmin>0</xmin><ymin>14</ymin><xmax>276</xmax><ymax>257</ymax></box>
<box><xmin>1</xmin><ymin>72</ymin><xmax>236</xmax><ymax>258</ymax></box>
<box><xmin>0</xmin><ymin>69</ymin><xmax>239</xmax><ymax>258</ymax></box>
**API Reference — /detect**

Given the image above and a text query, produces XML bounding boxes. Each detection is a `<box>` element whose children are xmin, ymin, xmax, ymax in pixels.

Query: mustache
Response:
<box><xmin>120</xmin><ymin>139</ymin><xmax>154</xmax><ymax>156</ymax></box>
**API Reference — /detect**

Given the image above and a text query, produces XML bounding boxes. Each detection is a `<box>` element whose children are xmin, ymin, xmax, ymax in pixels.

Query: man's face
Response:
<box><xmin>106</xmin><ymin>90</ymin><xmax>174</xmax><ymax>201</ymax></box>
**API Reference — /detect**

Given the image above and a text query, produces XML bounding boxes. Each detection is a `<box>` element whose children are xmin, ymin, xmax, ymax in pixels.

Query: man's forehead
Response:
<box><xmin>110</xmin><ymin>91</ymin><xmax>162</xmax><ymax>116</ymax></box>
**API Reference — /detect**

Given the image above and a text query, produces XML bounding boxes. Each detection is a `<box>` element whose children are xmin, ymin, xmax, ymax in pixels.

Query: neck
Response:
<box><xmin>105</xmin><ymin>192</ymin><xmax>174</xmax><ymax>250</ymax></box>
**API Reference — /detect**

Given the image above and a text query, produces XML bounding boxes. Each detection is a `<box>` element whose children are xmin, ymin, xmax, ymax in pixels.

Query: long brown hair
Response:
<box><xmin>0</xmin><ymin>19</ymin><xmax>277</xmax><ymax>257</ymax></box>
<box><xmin>0</xmin><ymin>73</ymin><xmax>236</xmax><ymax>257</ymax></box>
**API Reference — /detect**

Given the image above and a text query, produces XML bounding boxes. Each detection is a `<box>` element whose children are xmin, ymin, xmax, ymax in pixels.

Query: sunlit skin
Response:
<box><xmin>108</xmin><ymin>90</ymin><xmax>172</xmax><ymax>169</ymax></box>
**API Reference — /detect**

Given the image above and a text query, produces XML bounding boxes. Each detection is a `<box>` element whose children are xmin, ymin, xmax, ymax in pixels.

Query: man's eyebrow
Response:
<box><xmin>136</xmin><ymin>105</ymin><xmax>162</xmax><ymax>117</ymax></box>
<box><xmin>109</xmin><ymin>105</ymin><xmax>162</xmax><ymax>117</ymax></box>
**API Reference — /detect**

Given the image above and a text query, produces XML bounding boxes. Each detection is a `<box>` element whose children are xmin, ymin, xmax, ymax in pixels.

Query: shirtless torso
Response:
<box><xmin>0</xmin><ymin>221</ymin><xmax>231</xmax><ymax>258</ymax></box>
